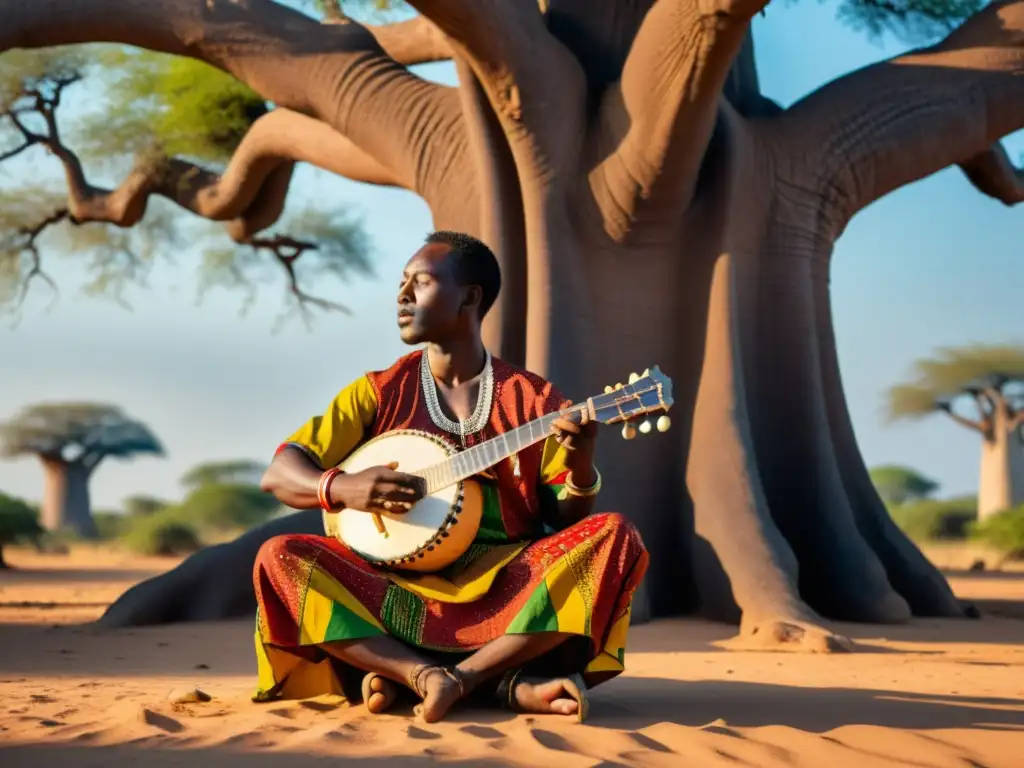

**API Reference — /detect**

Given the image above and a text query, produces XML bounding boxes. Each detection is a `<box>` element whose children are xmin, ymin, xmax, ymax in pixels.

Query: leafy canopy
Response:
<box><xmin>180</xmin><ymin>459</ymin><xmax>267</xmax><ymax>491</ymax></box>
<box><xmin>869</xmin><ymin>465</ymin><xmax>940</xmax><ymax>506</ymax></box>
<box><xmin>121</xmin><ymin>495</ymin><xmax>172</xmax><ymax>518</ymax></box>
<box><xmin>886</xmin><ymin>344</ymin><xmax>1024</xmax><ymax>420</ymax></box>
<box><xmin>0</xmin><ymin>41</ymin><xmax>373</xmax><ymax>323</ymax></box>
<box><xmin>0</xmin><ymin>402</ymin><xmax>164</xmax><ymax>461</ymax></box>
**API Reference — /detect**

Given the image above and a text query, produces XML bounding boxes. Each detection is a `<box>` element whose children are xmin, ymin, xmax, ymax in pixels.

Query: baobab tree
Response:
<box><xmin>888</xmin><ymin>344</ymin><xmax>1024</xmax><ymax>521</ymax></box>
<box><xmin>3</xmin><ymin>0</ymin><xmax>1018</xmax><ymax>649</ymax></box>
<box><xmin>0</xmin><ymin>402</ymin><xmax>164</xmax><ymax>537</ymax></box>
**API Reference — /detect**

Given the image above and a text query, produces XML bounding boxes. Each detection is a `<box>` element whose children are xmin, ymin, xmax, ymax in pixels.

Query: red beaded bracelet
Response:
<box><xmin>317</xmin><ymin>467</ymin><xmax>343</xmax><ymax>513</ymax></box>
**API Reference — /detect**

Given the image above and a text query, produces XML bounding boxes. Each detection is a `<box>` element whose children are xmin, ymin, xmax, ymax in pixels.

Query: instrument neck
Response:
<box><xmin>418</xmin><ymin>403</ymin><xmax>587</xmax><ymax>493</ymax></box>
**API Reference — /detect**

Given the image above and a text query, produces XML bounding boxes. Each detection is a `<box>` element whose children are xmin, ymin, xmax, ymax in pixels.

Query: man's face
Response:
<box><xmin>397</xmin><ymin>243</ymin><xmax>475</xmax><ymax>344</ymax></box>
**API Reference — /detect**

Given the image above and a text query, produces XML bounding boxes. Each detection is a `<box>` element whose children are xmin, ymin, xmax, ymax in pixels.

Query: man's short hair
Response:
<box><xmin>425</xmin><ymin>230</ymin><xmax>502</xmax><ymax>318</ymax></box>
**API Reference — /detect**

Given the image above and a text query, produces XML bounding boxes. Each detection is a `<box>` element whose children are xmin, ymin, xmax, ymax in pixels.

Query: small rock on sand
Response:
<box><xmin>167</xmin><ymin>687</ymin><xmax>212</xmax><ymax>704</ymax></box>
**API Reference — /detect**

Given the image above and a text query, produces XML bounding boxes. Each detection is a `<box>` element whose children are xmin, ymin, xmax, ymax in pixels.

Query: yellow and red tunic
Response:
<box><xmin>253</xmin><ymin>350</ymin><xmax>648</xmax><ymax>701</ymax></box>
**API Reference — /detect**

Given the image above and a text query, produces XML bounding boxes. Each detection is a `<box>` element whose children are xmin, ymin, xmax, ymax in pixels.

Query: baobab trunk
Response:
<box><xmin>978</xmin><ymin>413</ymin><xmax>1024</xmax><ymax>520</ymax></box>
<box><xmin>40</xmin><ymin>459</ymin><xmax>97</xmax><ymax>539</ymax></box>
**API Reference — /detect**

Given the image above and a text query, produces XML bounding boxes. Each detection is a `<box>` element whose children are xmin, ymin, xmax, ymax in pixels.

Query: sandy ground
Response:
<box><xmin>1</xmin><ymin>547</ymin><xmax>1022</xmax><ymax>767</ymax></box>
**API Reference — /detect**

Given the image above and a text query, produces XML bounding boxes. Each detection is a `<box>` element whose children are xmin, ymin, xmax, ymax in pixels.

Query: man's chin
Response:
<box><xmin>398</xmin><ymin>326</ymin><xmax>424</xmax><ymax>345</ymax></box>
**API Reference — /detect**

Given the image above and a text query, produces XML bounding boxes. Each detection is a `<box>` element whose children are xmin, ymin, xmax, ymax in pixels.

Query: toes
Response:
<box><xmin>550</xmin><ymin>697</ymin><xmax>578</xmax><ymax>716</ymax></box>
<box><xmin>367</xmin><ymin>691</ymin><xmax>388</xmax><ymax>714</ymax></box>
<box><xmin>536</xmin><ymin>679</ymin><xmax>571</xmax><ymax>703</ymax></box>
<box><xmin>370</xmin><ymin>676</ymin><xmax>386</xmax><ymax>693</ymax></box>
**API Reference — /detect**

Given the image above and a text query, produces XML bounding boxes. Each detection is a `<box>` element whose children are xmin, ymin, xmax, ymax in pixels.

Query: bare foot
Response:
<box><xmin>361</xmin><ymin>673</ymin><xmax>397</xmax><ymax>714</ymax></box>
<box><xmin>513</xmin><ymin>676</ymin><xmax>582</xmax><ymax>716</ymax></box>
<box><xmin>413</xmin><ymin>668</ymin><xmax>463</xmax><ymax>723</ymax></box>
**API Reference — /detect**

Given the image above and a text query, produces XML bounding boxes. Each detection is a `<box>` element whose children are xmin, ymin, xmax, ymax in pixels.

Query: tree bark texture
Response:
<box><xmin>978</xmin><ymin>407</ymin><xmax>1024</xmax><ymax>520</ymax></box>
<box><xmin>39</xmin><ymin>458</ymin><xmax>97</xmax><ymax>538</ymax></box>
<box><xmin>7</xmin><ymin>0</ymin><xmax>1020</xmax><ymax>644</ymax></box>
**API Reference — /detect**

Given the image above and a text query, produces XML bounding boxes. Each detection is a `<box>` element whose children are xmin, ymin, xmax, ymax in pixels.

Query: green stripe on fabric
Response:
<box><xmin>380</xmin><ymin>584</ymin><xmax>426</xmax><ymax>645</ymax></box>
<box><xmin>477</xmin><ymin>483</ymin><xmax>509</xmax><ymax>542</ymax></box>
<box><xmin>446</xmin><ymin>540</ymin><xmax>492</xmax><ymax>578</ymax></box>
<box><xmin>323</xmin><ymin>598</ymin><xmax>384</xmax><ymax>643</ymax></box>
<box><xmin>506</xmin><ymin>580</ymin><xmax>560</xmax><ymax>634</ymax></box>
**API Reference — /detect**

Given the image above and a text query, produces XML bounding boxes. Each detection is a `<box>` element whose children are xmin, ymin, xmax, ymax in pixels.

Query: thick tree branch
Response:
<box><xmin>937</xmin><ymin>402</ymin><xmax>990</xmax><ymax>434</ymax></box>
<box><xmin>587</xmin><ymin>0</ymin><xmax>769</xmax><ymax>239</ymax></box>
<box><xmin>1009</xmin><ymin>409</ymin><xmax>1024</xmax><ymax>432</ymax></box>
<box><xmin>0</xmin><ymin>0</ymin><xmax>451</xmax><ymax>204</ymax></box>
<box><xmin>323</xmin><ymin>15</ymin><xmax>452</xmax><ymax>66</ymax></box>
<box><xmin>405</xmin><ymin>0</ymin><xmax>586</xmax><ymax>171</ymax></box>
<box><xmin>33</xmin><ymin>100</ymin><xmax>403</xmax><ymax>237</ymax></box>
<box><xmin>776</xmin><ymin>0</ymin><xmax>1024</xmax><ymax>228</ymax></box>
<box><xmin>453</xmin><ymin>54</ymin><xmax>527</xmax><ymax>364</ymax></box>
<box><xmin>3</xmin><ymin>75</ymin><xmax>382</xmax><ymax>315</ymax></box>
<box><xmin>543</xmin><ymin>0</ymin><xmax>655</xmax><ymax>93</ymax></box>
<box><xmin>365</xmin><ymin>17</ymin><xmax>452</xmax><ymax>66</ymax></box>
<box><xmin>79</xmin><ymin>449</ymin><xmax>106</xmax><ymax>474</ymax></box>
<box><xmin>959</xmin><ymin>143</ymin><xmax>1024</xmax><ymax>205</ymax></box>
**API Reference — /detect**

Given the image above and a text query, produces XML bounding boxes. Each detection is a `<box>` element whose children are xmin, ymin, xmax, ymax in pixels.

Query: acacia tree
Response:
<box><xmin>5</xmin><ymin>0</ymin><xmax>1020</xmax><ymax>648</ymax></box>
<box><xmin>869</xmin><ymin>465</ymin><xmax>940</xmax><ymax>507</ymax></box>
<box><xmin>887</xmin><ymin>345</ymin><xmax>1024</xmax><ymax>520</ymax></box>
<box><xmin>0</xmin><ymin>46</ymin><xmax>373</xmax><ymax>323</ymax></box>
<box><xmin>0</xmin><ymin>403</ymin><xmax>164</xmax><ymax>537</ymax></box>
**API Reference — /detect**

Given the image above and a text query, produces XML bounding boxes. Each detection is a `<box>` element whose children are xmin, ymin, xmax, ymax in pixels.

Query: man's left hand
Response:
<box><xmin>550</xmin><ymin>404</ymin><xmax>598</xmax><ymax>459</ymax></box>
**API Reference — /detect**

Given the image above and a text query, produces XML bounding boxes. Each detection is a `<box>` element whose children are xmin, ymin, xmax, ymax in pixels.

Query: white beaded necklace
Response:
<box><xmin>419</xmin><ymin>348</ymin><xmax>494</xmax><ymax>444</ymax></box>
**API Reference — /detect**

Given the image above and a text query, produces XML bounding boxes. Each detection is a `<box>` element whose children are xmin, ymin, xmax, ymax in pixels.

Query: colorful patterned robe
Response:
<box><xmin>253</xmin><ymin>350</ymin><xmax>649</xmax><ymax>701</ymax></box>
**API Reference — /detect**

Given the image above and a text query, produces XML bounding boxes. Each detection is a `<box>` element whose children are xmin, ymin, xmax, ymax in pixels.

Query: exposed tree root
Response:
<box><xmin>97</xmin><ymin>509</ymin><xmax>322</xmax><ymax>627</ymax></box>
<box><xmin>719</xmin><ymin>615</ymin><xmax>855</xmax><ymax>654</ymax></box>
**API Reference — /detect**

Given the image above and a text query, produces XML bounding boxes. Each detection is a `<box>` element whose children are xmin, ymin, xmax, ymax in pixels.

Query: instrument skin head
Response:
<box><xmin>324</xmin><ymin>429</ymin><xmax>483</xmax><ymax>572</ymax></box>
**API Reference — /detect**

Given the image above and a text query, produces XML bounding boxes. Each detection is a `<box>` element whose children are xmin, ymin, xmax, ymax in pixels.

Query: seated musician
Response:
<box><xmin>253</xmin><ymin>231</ymin><xmax>649</xmax><ymax>723</ymax></box>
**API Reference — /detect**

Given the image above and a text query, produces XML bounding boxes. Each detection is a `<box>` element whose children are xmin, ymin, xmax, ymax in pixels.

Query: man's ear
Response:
<box><xmin>462</xmin><ymin>285</ymin><xmax>483</xmax><ymax>315</ymax></box>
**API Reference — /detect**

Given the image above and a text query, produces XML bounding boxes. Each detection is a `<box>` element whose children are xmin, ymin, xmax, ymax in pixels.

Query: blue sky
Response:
<box><xmin>1</xmin><ymin>2</ymin><xmax>1022</xmax><ymax>510</ymax></box>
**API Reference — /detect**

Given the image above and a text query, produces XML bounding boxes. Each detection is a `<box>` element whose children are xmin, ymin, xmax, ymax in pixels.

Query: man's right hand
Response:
<box><xmin>332</xmin><ymin>462</ymin><xmax>425</xmax><ymax>513</ymax></box>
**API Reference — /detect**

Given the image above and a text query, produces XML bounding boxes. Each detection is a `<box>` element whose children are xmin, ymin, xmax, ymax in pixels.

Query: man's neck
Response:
<box><xmin>426</xmin><ymin>335</ymin><xmax>486</xmax><ymax>387</ymax></box>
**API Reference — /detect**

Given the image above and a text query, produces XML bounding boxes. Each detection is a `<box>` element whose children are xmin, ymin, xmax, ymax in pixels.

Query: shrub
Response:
<box><xmin>970</xmin><ymin>506</ymin><xmax>1024</xmax><ymax>562</ymax></box>
<box><xmin>121</xmin><ymin>512</ymin><xmax>202</xmax><ymax>556</ymax></box>
<box><xmin>0</xmin><ymin>492</ymin><xmax>43</xmax><ymax>566</ymax></box>
<box><xmin>93</xmin><ymin>511</ymin><xmax>132</xmax><ymax>540</ymax></box>
<box><xmin>889</xmin><ymin>496</ymin><xmax>977</xmax><ymax>542</ymax></box>
<box><xmin>173</xmin><ymin>483</ymin><xmax>280</xmax><ymax>532</ymax></box>
<box><xmin>870</xmin><ymin>465</ymin><xmax>939</xmax><ymax>507</ymax></box>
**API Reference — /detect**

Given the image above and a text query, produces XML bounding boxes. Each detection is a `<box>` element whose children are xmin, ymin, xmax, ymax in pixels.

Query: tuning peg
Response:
<box><xmin>621</xmin><ymin>422</ymin><xmax>637</xmax><ymax>440</ymax></box>
<box><xmin>604</xmin><ymin>385</ymin><xmax>613</xmax><ymax>394</ymax></box>
<box><xmin>628</xmin><ymin>372</ymin><xmax>639</xmax><ymax>384</ymax></box>
<box><xmin>656</xmin><ymin>415</ymin><xmax>672</xmax><ymax>432</ymax></box>
<box><xmin>638</xmin><ymin>419</ymin><xmax>652</xmax><ymax>435</ymax></box>
<box><xmin>615</xmin><ymin>382</ymin><xmax>624</xmax><ymax>390</ymax></box>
